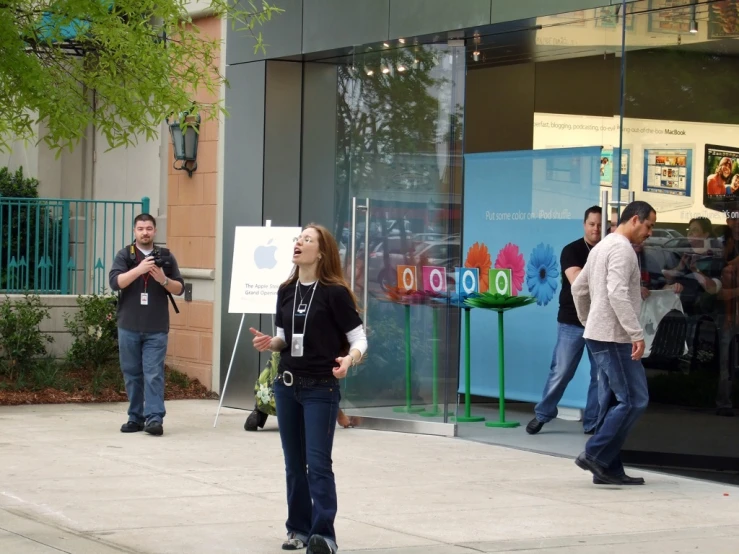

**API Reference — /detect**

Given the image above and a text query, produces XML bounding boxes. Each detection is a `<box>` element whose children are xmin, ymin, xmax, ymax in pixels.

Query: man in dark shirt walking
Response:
<box><xmin>527</xmin><ymin>206</ymin><xmax>602</xmax><ymax>435</ymax></box>
<box><xmin>109</xmin><ymin>214</ymin><xmax>184</xmax><ymax>436</ymax></box>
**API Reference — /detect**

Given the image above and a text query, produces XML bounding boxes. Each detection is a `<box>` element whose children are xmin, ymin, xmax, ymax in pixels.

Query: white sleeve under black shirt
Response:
<box><xmin>274</xmin><ymin>282</ymin><xmax>363</xmax><ymax>379</ymax></box>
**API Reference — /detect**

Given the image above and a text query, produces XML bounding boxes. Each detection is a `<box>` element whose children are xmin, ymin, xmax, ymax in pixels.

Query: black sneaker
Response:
<box><xmin>144</xmin><ymin>421</ymin><xmax>164</xmax><ymax>436</ymax></box>
<box><xmin>307</xmin><ymin>536</ymin><xmax>335</xmax><ymax>554</ymax></box>
<box><xmin>120</xmin><ymin>421</ymin><xmax>144</xmax><ymax>433</ymax></box>
<box><xmin>525</xmin><ymin>417</ymin><xmax>544</xmax><ymax>435</ymax></box>
<box><xmin>244</xmin><ymin>409</ymin><xmax>269</xmax><ymax>431</ymax></box>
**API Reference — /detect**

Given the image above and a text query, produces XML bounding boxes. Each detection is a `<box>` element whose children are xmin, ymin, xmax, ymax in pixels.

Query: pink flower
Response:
<box><xmin>494</xmin><ymin>243</ymin><xmax>525</xmax><ymax>295</ymax></box>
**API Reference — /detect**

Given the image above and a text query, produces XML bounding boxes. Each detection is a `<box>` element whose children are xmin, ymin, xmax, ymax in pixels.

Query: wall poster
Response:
<box><xmin>708</xmin><ymin>0</ymin><xmax>739</xmax><ymax>39</ymax></box>
<box><xmin>642</xmin><ymin>148</ymin><xmax>692</xmax><ymax>197</ymax></box>
<box><xmin>648</xmin><ymin>0</ymin><xmax>692</xmax><ymax>34</ymax></box>
<box><xmin>704</xmin><ymin>144</ymin><xmax>739</xmax><ymax>213</ymax></box>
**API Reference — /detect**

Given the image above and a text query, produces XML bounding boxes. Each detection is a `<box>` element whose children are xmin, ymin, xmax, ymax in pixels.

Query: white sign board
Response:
<box><xmin>228</xmin><ymin>226</ymin><xmax>301</xmax><ymax>314</ymax></box>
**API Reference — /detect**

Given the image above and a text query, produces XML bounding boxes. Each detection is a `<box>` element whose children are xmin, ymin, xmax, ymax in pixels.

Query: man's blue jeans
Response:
<box><xmin>274</xmin><ymin>378</ymin><xmax>340</xmax><ymax>552</ymax></box>
<box><xmin>584</xmin><ymin>339</ymin><xmax>649</xmax><ymax>475</ymax></box>
<box><xmin>118</xmin><ymin>328</ymin><xmax>168</xmax><ymax>425</ymax></box>
<box><xmin>535</xmin><ymin>323</ymin><xmax>599</xmax><ymax>432</ymax></box>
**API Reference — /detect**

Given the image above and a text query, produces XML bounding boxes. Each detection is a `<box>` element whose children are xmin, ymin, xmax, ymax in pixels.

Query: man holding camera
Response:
<box><xmin>109</xmin><ymin>214</ymin><xmax>184</xmax><ymax>436</ymax></box>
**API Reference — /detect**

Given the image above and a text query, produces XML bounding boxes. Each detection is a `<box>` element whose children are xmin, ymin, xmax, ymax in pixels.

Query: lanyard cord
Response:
<box><xmin>135</xmin><ymin>248</ymin><xmax>151</xmax><ymax>292</ymax></box>
<box><xmin>291</xmin><ymin>281</ymin><xmax>318</xmax><ymax>338</ymax></box>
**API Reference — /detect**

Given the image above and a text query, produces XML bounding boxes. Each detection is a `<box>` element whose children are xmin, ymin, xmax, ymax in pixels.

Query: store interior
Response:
<box><xmin>332</xmin><ymin>1</ymin><xmax>739</xmax><ymax>482</ymax></box>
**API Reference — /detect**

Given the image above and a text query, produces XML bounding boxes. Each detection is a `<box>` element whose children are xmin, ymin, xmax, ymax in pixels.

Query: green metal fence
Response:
<box><xmin>0</xmin><ymin>196</ymin><xmax>150</xmax><ymax>295</ymax></box>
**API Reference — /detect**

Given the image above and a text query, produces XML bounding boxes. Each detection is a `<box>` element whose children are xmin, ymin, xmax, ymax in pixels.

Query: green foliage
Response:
<box><xmin>64</xmin><ymin>293</ymin><xmax>118</xmax><ymax>371</ymax></box>
<box><xmin>0</xmin><ymin>1</ymin><xmax>282</xmax><ymax>153</ymax></box>
<box><xmin>464</xmin><ymin>292</ymin><xmax>537</xmax><ymax>311</ymax></box>
<box><xmin>0</xmin><ymin>166</ymin><xmax>40</xmax><ymax>198</ymax></box>
<box><xmin>0</xmin><ymin>294</ymin><xmax>54</xmax><ymax>379</ymax></box>
<box><xmin>167</xmin><ymin>366</ymin><xmax>192</xmax><ymax>389</ymax></box>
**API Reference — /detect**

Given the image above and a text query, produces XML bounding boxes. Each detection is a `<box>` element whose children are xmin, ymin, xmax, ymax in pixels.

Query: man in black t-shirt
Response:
<box><xmin>527</xmin><ymin>206</ymin><xmax>602</xmax><ymax>435</ymax></box>
<box><xmin>109</xmin><ymin>214</ymin><xmax>184</xmax><ymax>436</ymax></box>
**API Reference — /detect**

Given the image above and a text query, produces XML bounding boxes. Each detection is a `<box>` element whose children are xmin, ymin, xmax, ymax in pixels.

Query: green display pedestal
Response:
<box><xmin>484</xmin><ymin>309</ymin><xmax>519</xmax><ymax>428</ymax></box>
<box><xmin>455</xmin><ymin>307</ymin><xmax>485</xmax><ymax>423</ymax></box>
<box><xmin>420</xmin><ymin>306</ymin><xmax>442</xmax><ymax>418</ymax></box>
<box><xmin>394</xmin><ymin>303</ymin><xmax>424</xmax><ymax>414</ymax></box>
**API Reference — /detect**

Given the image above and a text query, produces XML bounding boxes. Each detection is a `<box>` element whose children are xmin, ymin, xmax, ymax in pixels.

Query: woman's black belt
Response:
<box><xmin>277</xmin><ymin>370</ymin><xmax>338</xmax><ymax>387</ymax></box>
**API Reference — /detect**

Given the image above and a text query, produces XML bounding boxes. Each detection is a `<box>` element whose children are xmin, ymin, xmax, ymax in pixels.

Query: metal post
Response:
<box><xmin>60</xmin><ymin>202</ymin><xmax>70</xmax><ymax>295</ymax></box>
<box><xmin>601</xmin><ymin>189</ymin><xmax>609</xmax><ymax>242</ymax></box>
<box><xmin>350</xmin><ymin>198</ymin><xmax>357</xmax><ymax>292</ymax></box>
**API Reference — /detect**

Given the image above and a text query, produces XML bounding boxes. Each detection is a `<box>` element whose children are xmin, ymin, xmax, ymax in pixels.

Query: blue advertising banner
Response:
<box><xmin>461</xmin><ymin>147</ymin><xmax>602</xmax><ymax>408</ymax></box>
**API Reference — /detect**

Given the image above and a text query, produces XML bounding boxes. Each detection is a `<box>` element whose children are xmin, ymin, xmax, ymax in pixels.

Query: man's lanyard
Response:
<box><xmin>135</xmin><ymin>248</ymin><xmax>151</xmax><ymax>292</ymax></box>
<box><xmin>292</xmin><ymin>280</ymin><xmax>318</xmax><ymax>337</ymax></box>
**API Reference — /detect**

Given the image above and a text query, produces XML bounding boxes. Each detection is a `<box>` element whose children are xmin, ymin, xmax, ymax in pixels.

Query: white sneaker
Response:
<box><xmin>282</xmin><ymin>532</ymin><xmax>306</xmax><ymax>550</ymax></box>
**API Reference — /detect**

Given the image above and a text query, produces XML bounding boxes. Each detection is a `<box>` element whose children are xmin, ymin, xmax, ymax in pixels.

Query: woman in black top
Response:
<box><xmin>250</xmin><ymin>223</ymin><xmax>367</xmax><ymax>554</ymax></box>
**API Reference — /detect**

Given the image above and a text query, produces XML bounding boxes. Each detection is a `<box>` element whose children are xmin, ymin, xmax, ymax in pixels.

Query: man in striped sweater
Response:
<box><xmin>571</xmin><ymin>201</ymin><xmax>656</xmax><ymax>486</ymax></box>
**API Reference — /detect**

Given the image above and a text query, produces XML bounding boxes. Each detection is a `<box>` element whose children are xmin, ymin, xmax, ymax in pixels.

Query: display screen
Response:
<box><xmin>642</xmin><ymin>148</ymin><xmax>692</xmax><ymax>196</ymax></box>
<box><xmin>704</xmin><ymin>144</ymin><xmax>739</xmax><ymax>213</ymax></box>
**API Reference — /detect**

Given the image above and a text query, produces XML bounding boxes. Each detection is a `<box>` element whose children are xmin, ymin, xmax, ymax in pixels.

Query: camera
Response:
<box><xmin>149</xmin><ymin>248</ymin><xmax>173</xmax><ymax>269</ymax></box>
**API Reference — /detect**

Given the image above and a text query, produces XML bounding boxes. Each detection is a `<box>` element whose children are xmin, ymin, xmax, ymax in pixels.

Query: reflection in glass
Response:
<box><xmin>334</xmin><ymin>44</ymin><xmax>465</xmax><ymax>421</ymax></box>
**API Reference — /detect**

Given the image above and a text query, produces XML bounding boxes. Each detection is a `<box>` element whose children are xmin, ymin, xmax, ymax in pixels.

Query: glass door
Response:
<box><xmin>334</xmin><ymin>42</ymin><xmax>466</xmax><ymax>433</ymax></box>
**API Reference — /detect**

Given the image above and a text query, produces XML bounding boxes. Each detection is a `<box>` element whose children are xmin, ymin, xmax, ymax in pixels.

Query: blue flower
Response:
<box><xmin>526</xmin><ymin>243</ymin><xmax>560</xmax><ymax>306</ymax></box>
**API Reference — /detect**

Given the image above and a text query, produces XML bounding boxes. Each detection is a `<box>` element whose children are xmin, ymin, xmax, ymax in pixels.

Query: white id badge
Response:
<box><xmin>291</xmin><ymin>334</ymin><xmax>304</xmax><ymax>357</ymax></box>
<box><xmin>140</xmin><ymin>293</ymin><xmax>149</xmax><ymax>306</ymax></box>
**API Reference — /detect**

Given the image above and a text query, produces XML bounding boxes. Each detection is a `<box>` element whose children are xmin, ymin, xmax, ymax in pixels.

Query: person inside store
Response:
<box><xmin>633</xmin><ymin>241</ymin><xmax>683</xmax><ymax>299</ymax></box>
<box><xmin>716</xmin><ymin>213</ymin><xmax>739</xmax><ymax>417</ymax></box>
<box><xmin>662</xmin><ymin>217</ymin><xmax>722</xmax><ymax>330</ymax></box>
<box><xmin>249</xmin><ymin>223</ymin><xmax>367</xmax><ymax>554</ymax></box>
<box><xmin>572</xmin><ymin>200</ymin><xmax>655</xmax><ymax>486</ymax></box>
<box><xmin>657</xmin><ymin>217</ymin><xmax>722</xmax><ymax>372</ymax></box>
<box><xmin>526</xmin><ymin>206</ymin><xmax>602</xmax><ymax>436</ymax></box>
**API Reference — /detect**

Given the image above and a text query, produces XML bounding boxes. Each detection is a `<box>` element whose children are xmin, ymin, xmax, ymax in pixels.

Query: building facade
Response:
<box><xmin>221</xmin><ymin>0</ymin><xmax>739</xmax><ymax>478</ymax></box>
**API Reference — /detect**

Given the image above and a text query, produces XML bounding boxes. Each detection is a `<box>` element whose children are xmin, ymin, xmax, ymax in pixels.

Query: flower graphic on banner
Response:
<box><xmin>464</xmin><ymin>242</ymin><xmax>492</xmax><ymax>292</ymax></box>
<box><xmin>494</xmin><ymin>243</ymin><xmax>525</xmax><ymax>295</ymax></box>
<box><xmin>526</xmin><ymin>243</ymin><xmax>560</xmax><ymax>306</ymax></box>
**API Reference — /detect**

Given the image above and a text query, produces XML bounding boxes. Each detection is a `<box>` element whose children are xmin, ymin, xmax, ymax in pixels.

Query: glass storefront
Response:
<box><xmin>309</xmin><ymin>0</ymin><xmax>738</xmax><ymax>479</ymax></box>
<box><xmin>331</xmin><ymin>43</ymin><xmax>466</xmax><ymax>428</ymax></box>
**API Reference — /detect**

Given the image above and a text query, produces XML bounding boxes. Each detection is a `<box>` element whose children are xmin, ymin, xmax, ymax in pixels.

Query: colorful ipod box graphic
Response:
<box><xmin>489</xmin><ymin>269</ymin><xmax>513</xmax><ymax>295</ymax></box>
<box><xmin>422</xmin><ymin>266</ymin><xmax>447</xmax><ymax>293</ymax></box>
<box><xmin>397</xmin><ymin>265</ymin><xmax>418</xmax><ymax>291</ymax></box>
<box><xmin>454</xmin><ymin>267</ymin><xmax>479</xmax><ymax>298</ymax></box>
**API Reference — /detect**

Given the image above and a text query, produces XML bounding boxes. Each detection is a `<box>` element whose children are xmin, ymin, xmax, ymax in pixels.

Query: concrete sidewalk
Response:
<box><xmin>1</xmin><ymin>400</ymin><xmax>738</xmax><ymax>554</ymax></box>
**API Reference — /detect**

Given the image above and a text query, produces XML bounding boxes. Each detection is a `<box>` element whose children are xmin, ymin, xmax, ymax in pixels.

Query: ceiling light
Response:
<box><xmin>397</xmin><ymin>65</ymin><xmax>406</xmax><ymax>72</ymax></box>
<box><xmin>365</xmin><ymin>68</ymin><xmax>374</xmax><ymax>76</ymax></box>
<box><xmin>689</xmin><ymin>20</ymin><xmax>698</xmax><ymax>34</ymax></box>
<box><xmin>472</xmin><ymin>50</ymin><xmax>480</xmax><ymax>62</ymax></box>
<box><xmin>399</xmin><ymin>38</ymin><xmax>406</xmax><ymax>44</ymax></box>
<box><xmin>382</xmin><ymin>66</ymin><xmax>390</xmax><ymax>74</ymax></box>
<box><xmin>383</xmin><ymin>42</ymin><xmax>390</xmax><ymax>48</ymax></box>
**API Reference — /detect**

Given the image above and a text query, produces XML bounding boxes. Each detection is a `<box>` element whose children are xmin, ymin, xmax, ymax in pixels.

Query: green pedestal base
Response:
<box><xmin>393</xmin><ymin>406</ymin><xmax>425</xmax><ymax>414</ymax></box>
<box><xmin>419</xmin><ymin>408</ymin><xmax>454</xmax><ymax>418</ymax></box>
<box><xmin>453</xmin><ymin>415</ymin><xmax>486</xmax><ymax>423</ymax></box>
<box><xmin>485</xmin><ymin>420</ymin><xmax>520</xmax><ymax>428</ymax></box>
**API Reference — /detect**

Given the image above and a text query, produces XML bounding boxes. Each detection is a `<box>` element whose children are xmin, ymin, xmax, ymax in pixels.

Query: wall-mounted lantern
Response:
<box><xmin>166</xmin><ymin>111</ymin><xmax>201</xmax><ymax>178</ymax></box>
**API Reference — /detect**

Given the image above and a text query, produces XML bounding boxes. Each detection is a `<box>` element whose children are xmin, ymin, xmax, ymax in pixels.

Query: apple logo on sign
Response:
<box><xmin>254</xmin><ymin>239</ymin><xmax>278</xmax><ymax>270</ymax></box>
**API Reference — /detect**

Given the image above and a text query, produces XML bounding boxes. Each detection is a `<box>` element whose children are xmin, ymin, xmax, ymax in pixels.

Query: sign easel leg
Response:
<box><xmin>213</xmin><ymin>312</ymin><xmax>246</xmax><ymax>427</ymax></box>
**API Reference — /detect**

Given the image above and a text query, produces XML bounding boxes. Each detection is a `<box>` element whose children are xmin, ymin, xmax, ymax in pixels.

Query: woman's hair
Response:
<box><xmin>282</xmin><ymin>223</ymin><xmax>359</xmax><ymax>311</ymax></box>
<box><xmin>689</xmin><ymin>217</ymin><xmax>713</xmax><ymax>237</ymax></box>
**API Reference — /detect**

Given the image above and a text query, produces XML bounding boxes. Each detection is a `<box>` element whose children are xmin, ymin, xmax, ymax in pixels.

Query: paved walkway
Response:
<box><xmin>1</xmin><ymin>400</ymin><xmax>738</xmax><ymax>553</ymax></box>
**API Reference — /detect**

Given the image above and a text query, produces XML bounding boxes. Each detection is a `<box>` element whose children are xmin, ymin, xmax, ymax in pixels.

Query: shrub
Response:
<box><xmin>0</xmin><ymin>294</ymin><xmax>53</xmax><ymax>379</ymax></box>
<box><xmin>64</xmin><ymin>294</ymin><xmax>118</xmax><ymax>371</ymax></box>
